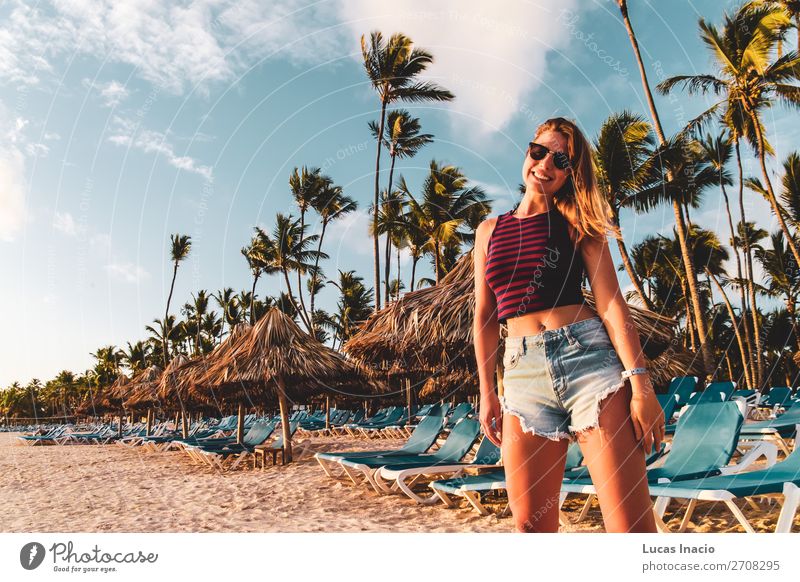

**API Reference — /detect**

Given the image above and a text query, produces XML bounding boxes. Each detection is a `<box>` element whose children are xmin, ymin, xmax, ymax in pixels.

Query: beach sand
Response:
<box><xmin>0</xmin><ymin>432</ymin><xmax>794</xmax><ymax>533</ymax></box>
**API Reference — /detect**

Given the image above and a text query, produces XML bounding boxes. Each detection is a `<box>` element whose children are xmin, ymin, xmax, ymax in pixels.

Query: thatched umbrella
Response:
<box><xmin>345</xmin><ymin>250</ymin><xmax>701</xmax><ymax>399</ymax></box>
<box><xmin>196</xmin><ymin>307</ymin><xmax>378</xmax><ymax>461</ymax></box>
<box><xmin>155</xmin><ymin>354</ymin><xmax>192</xmax><ymax>437</ymax></box>
<box><xmin>75</xmin><ymin>374</ymin><xmax>130</xmax><ymax>423</ymax></box>
<box><xmin>123</xmin><ymin>365</ymin><xmax>163</xmax><ymax>434</ymax></box>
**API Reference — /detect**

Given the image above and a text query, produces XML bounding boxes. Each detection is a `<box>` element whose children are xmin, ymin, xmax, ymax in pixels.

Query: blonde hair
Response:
<box><xmin>533</xmin><ymin>117</ymin><xmax>620</xmax><ymax>245</ymax></box>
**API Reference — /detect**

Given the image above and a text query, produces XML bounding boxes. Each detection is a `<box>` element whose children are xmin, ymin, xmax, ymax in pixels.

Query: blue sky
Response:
<box><xmin>1</xmin><ymin>0</ymin><xmax>797</xmax><ymax>386</ymax></box>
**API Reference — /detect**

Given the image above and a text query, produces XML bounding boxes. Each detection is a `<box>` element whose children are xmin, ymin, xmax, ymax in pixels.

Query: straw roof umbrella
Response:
<box><xmin>197</xmin><ymin>307</ymin><xmax>377</xmax><ymax>461</ymax></box>
<box><xmin>123</xmin><ymin>365</ymin><xmax>163</xmax><ymax>434</ymax></box>
<box><xmin>75</xmin><ymin>374</ymin><xmax>130</xmax><ymax>418</ymax></box>
<box><xmin>155</xmin><ymin>354</ymin><xmax>192</xmax><ymax>436</ymax></box>
<box><xmin>346</xmin><ymin>250</ymin><xmax>700</xmax><ymax>399</ymax></box>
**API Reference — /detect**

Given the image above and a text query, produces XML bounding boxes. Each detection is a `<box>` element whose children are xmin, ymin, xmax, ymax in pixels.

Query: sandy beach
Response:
<box><xmin>0</xmin><ymin>432</ymin><xmax>795</xmax><ymax>533</ymax></box>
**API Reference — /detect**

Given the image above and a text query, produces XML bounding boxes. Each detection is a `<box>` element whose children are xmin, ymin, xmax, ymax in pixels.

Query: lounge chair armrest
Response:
<box><xmin>718</xmin><ymin>441</ymin><xmax>779</xmax><ymax>475</ymax></box>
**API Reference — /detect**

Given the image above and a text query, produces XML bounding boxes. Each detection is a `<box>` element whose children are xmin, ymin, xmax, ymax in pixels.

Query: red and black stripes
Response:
<box><xmin>486</xmin><ymin>208</ymin><xmax>586</xmax><ymax>323</ymax></box>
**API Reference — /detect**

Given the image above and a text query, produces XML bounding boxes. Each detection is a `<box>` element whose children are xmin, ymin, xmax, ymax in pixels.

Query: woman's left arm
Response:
<box><xmin>579</xmin><ymin>234</ymin><xmax>665</xmax><ymax>452</ymax></box>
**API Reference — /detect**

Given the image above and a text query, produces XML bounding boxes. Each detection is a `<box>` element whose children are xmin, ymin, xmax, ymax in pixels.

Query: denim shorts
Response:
<box><xmin>499</xmin><ymin>316</ymin><xmax>627</xmax><ymax>442</ymax></box>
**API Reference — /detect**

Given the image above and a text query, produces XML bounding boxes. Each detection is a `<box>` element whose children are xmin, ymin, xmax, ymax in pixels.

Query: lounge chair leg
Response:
<box><xmin>394</xmin><ymin>473</ymin><xmax>439</xmax><ymax>505</ymax></box>
<box><xmin>677</xmin><ymin>499</ymin><xmax>697</xmax><ymax>533</ymax></box>
<box><xmin>433</xmin><ymin>489</ymin><xmax>455</xmax><ymax>508</ymax></box>
<box><xmin>653</xmin><ymin>496</ymin><xmax>670</xmax><ymax>518</ymax></box>
<box><xmin>745</xmin><ymin>498</ymin><xmax>761</xmax><ymax>512</ymax></box>
<box><xmin>463</xmin><ymin>491</ymin><xmax>490</xmax><ymax>516</ymax></box>
<box><xmin>653</xmin><ymin>510</ymin><xmax>671</xmax><ymax>533</ymax></box>
<box><xmin>316</xmin><ymin>456</ymin><xmax>335</xmax><ymax>478</ymax></box>
<box><xmin>341</xmin><ymin>464</ymin><xmax>361</xmax><ymax>486</ymax></box>
<box><xmin>576</xmin><ymin>494</ymin><xmax>595</xmax><ymax>523</ymax></box>
<box><xmin>724</xmin><ymin>500</ymin><xmax>756</xmax><ymax>533</ymax></box>
<box><xmin>776</xmin><ymin>483</ymin><xmax>800</xmax><ymax>533</ymax></box>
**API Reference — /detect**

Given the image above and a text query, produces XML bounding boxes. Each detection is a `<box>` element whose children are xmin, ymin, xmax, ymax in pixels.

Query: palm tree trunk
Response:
<box><xmin>372</xmin><ymin>99</ymin><xmax>388</xmax><ymax>310</ymax></box>
<box><xmin>434</xmin><ymin>241</ymin><xmax>442</xmax><ymax>283</ymax></box>
<box><xmin>384</xmin><ymin>153</ymin><xmax>398</xmax><ymax>304</ymax></box>
<box><xmin>410</xmin><ymin>256</ymin><xmax>419</xmax><ymax>293</ymax></box>
<box><xmin>250</xmin><ymin>272</ymin><xmax>260</xmax><ymax>325</ymax></box>
<box><xmin>384</xmin><ymin>228</ymin><xmax>392</xmax><ymax>304</ymax></box>
<box><xmin>296</xmin><ymin>208</ymin><xmax>314</xmax><ymax>333</ymax></box>
<box><xmin>163</xmin><ymin>262</ymin><xmax>179</xmax><ymax>366</ymax></box>
<box><xmin>748</xmin><ymin>108</ymin><xmax>800</xmax><ymax>267</ymax></box>
<box><xmin>724</xmin><ymin>352</ymin><xmax>735</xmax><ymax>382</ymax></box>
<box><xmin>396</xmin><ymin>243</ymin><xmax>401</xmax><ymax>300</ymax></box>
<box><xmin>309</xmin><ymin>220</ymin><xmax>329</xmax><ymax>319</ymax></box>
<box><xmin>281</xmin><ymin>270</ymin><xmax>308</xmax><ymax>329</ymax></box>
<box><xmin>277</xmin><ymin>378</ymin><xmax>293</xmax><ymax>463</ymax></box>
<box><xmin>706</xmin><ymin>267</ymin><xmax>753</xmax><ymax>389</ymax></box>
<box><xmin>681</xmin><ymin>279</ymin><xmax>696</xmax><ymax>352</ymax></box>
<box><xmin>735</xmin><ymin>137</ymin><xmax>765</xmax><ymax>388</ymax></box>
<box><xmin>721</xmin><ymin>162</ymin><xmax>757</xmax><ymax>388</ymax></box>
<box><xmin>617</xmin><ymin>0</ymin><xmax>713</xmax><ymax>376</ymax></box>
<box><xmin>787</xmin><ymin>298</ymin><xmax>800</xmax><ymax>353</ymax></box>
<box><xmin>614</xmin><ymin>216</ymin><xmax>655</xmax><ymax>309</ymax></box>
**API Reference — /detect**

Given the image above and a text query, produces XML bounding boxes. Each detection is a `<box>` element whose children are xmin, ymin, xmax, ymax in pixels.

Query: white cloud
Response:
<box><xmin>43</xmin><ymin>131</ymin><xmax>60</xmax><ymax>141</ymax></box>
<box><xmin>83</xmin><ymin>79</ymin><xmax>130</xmax><ymax>107</ymax></box>
<box><xmin>0</xmin><ymin>0</ymin><xmax>345</xmax><ymax>93</ymax></box>
<box><xmin>336</xmin><ymin>1</ymin><xmax>583</xmax><ymax>141</ymax></box>
<box><xmin>25</xmin><ymin>142</ymin><xmax>49</xmax><ymax>157</ymax></box>
<box><xmin>106</xmin><ymin>261</ymin><xmax>149</xmax><ymax>283</ymax></box>
<box><xmin>108</xmin><ymin>116</ymin><xmax>213</xmax><ymax>180</ymax></box>
<box><xmin>53</xmin><ymin>211</ymin><xmax>77</xmax><ymax>236</ymax></box>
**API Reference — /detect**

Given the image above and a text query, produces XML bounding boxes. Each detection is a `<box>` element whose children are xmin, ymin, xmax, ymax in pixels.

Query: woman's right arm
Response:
<box><xmin>474</xmin><ymin>218</ymin><xmax>502</xmax><ymax>445</ymax></box>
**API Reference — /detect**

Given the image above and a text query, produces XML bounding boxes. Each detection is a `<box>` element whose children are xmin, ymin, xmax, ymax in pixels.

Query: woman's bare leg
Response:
<box><xmin>502</xmin><ymin>413</ymin><xmax>569</xmax><ymax>532</ymax></box>
<box><xmin>575</xmin><ymin>382</ymin><xmax>657</xmax><ymax>532</ymax></box>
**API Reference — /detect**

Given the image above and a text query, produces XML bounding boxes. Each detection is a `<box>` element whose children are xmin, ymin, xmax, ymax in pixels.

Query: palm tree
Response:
<box><xmin>694</xmin><ymin>132</ymin><xmax>757</xmax><ymax>384</ymax></box>
<box><xmin>361</xmin><ymin>31</ymin><xmax>454</xmax><ymax>309</ymax></box>
<box><xmin>329</xmin><ymin>270</ymin><xmax>373</xmax><ymax>349</ymax></box>
<box><xmin>309</xmin><ymin>177</ymin><xmax>356</xmax><ymax>319</ymax></box>
<box><xmin>200</xmin><ymin>312</ymin><xmax>223</xmax><ymax>351</ymax></box>
<box><xmin>398</xmin><ymin>161</ymin><xmax>490</xmax><ymax>283</ymax></box>
<box><xmin>289</xmin><ymin>166</ymin><xmax>324</xmax><ymax>321</ymax></box>
<box><xmin>373</xmin><ymin>187</ymin><xmax>407</xmax><ymax>302</ymax></box>
<box><xmin>190</xmin><ymin>290</ymin><xmax>209</xmax><ymax>356</ymax></box>
<box><xmin>749</xmin><ymin>1</ymin><xmax>800</xmax><ymax>53</ymax></box>
<box><xmin>213</xmin><ymin>287</ymin><xmax>238</xmax><ymax>339</ymax></box>
<box><xmin>369</xmin><ymin>109</ymin><xmax>434</xmax><ymax>199</ymax></box>
<box><xmin>242</xmin><ymin>231</ymin><xmax>278</xmax><ymax>325</ymax></box>
<box><xmin>369</xmin><ymin>109</ymin><xmax>434</xmax><ymax>297</ymax></box>
<box><xmin>705</xmin><ymin>267</ymin><xmax>755</xmax><ymax>389</ymax></box>
<box><xmin>755</xmin><ymin>230</ymin><xmax>800</xmax><ymax>351</ymax></box>
<box><xmin>626</xmin><ymin>134</ymin><xmax>717</xmax><ymax>353</ymax></box>
<box><xmin>593</xmin><ymin>111</ymin><xmax>656</xmax><ymax>309</ymax></box>
<box><xmin>163</xmin><ymin>234</ymin><xmax>191</xmax><ymax>366</ymax></box>
<box><xmin>657</xmin><ymin>4</ymin><xmax>800</xmax><ymax>269</ymax></box>
<box><xmin>267</xmin><ymin>214</ymin><xmax>327</xmax><ymax>331</ymax></box>
<box><xmin>616</xmin><ymin>0</ymin><xmax>714</xmax><ymax>375</ymax></box>
<box><xmin>91</xmin><ymin>345</ymin><xmax>122</xmax><ymax>387</ymax></box>
<box><xmin>121</xmin><ymin>341</ymin><xmax>150</xmax><ymax>374</ymax></box>
<box><xmin>146</xmin><ymin>316</ymin><xmax>179</xmax><ymax>362</ymax></box>
<box><xmin>778</xmin><ymin>152</ymin><xmax>800</xmax><ymax>228</ymax></box>
<box><xmin>397</xmin><ymin>208</ymin><xmax>430</xmax><ymax>292</ymax></box>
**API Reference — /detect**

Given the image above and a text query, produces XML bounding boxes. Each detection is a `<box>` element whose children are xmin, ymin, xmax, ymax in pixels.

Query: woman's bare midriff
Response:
<box><xmin>505</xmin><ymin>303</ymin><xmax>598</xmax><ymax>337</ymax></box>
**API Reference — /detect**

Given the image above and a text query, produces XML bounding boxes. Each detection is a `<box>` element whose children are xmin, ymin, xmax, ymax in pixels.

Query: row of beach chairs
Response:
<box><xmin>315</xmin><ymin>380</ymin><xmax>800</xmax><ymax>533</ymax></box>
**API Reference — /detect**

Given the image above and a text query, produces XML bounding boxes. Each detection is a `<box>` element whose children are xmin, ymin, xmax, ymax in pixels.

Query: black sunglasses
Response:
<box><xmin>528</xmin><ymin>142</ymin><xmax>571</xmax><ymax>171</ymax></box>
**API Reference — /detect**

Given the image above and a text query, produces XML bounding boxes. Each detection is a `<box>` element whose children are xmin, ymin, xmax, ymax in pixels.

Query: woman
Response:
<box><xmin>473</xmin><ymin>117</ymin><xmax>664</xmax><ymax>533</ymax></box>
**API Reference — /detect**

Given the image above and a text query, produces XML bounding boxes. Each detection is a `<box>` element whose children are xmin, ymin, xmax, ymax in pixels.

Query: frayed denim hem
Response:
<box><xmin>499</xmin><ymin>396</ymin><xmax>574</xmax><ymax>442</ymax></box>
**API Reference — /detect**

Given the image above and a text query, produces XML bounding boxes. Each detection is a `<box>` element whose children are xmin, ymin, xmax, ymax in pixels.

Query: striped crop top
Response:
<box><xmin>485</xmin><ymin>207</ymin><xmax>586</xmax><ymax>324</ymax></box>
